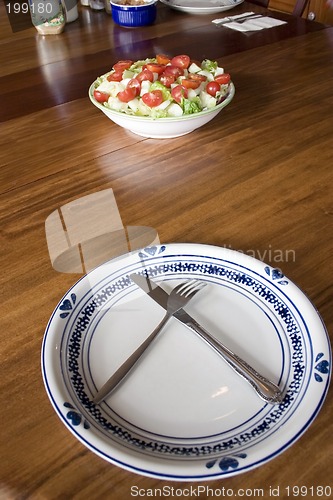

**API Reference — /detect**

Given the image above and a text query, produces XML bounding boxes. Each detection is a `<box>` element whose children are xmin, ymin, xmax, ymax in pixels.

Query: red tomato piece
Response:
<box><xmin>136</xmin><ymin>68</ymin><xmax>154</xmax><ymax>83</ymax></box>
<box><xmin>117</xmin><ymin>87</ymin><xmax>137</xmax><ymax>103</ymax></box>
<box><xmin>206</xmin><ymin>81</ymin><xmax>221</xmax><ymax>97</ymax></box>
<box><xmin>188</xmin><ymin>73</ymin><xmax>207</xmax><ymax>82</ymax></box>
<box><xmin>215</xmin><ymin>73</ymin><xmax>231</xmax><ymax>85</ymax></box>
<box><xmin>93</xmin><ymin>90</ymin><xmax>110</xmax><ymax>103</ymax></box>
<box><xmin>159</xmin><ymin>74</ymin><xmax>175</xmax><ymax>87</ymax></box>
<box><xmin>113</xmin><ymin>60</ymin><xmax>133</xmax><ymax>72</ymax></box>
<box><xmin>170</xmin><ymin>55</ymin><xmax>191</xmax><ymax>69</ymax></box>
<box><xmin>171</xmin><ymin>84</ymin><xmax>188</xmax><ymax>104</ymax></box>
<box><xmin>141</xmin><ymin>90</ymin><xmax>164</xmax><ymax>107</ymax></box>
<box><xmin>145</xmin><ymin>63</ymin><xmax>166</xmax><ymax>75</ymax></box>
<box><xmin>181</xmin><ymin>79</ymin><xmax>200</xmax><ymax>90</ymax></box>
<box><xmin>107</xmin><ymin>71</ymin><xmax>123</xmax><ymax>82</ymax></box>
<box><xmin>127</xmin><ymin>78</ymin><xmax>141</xmax><ymax>96</ymax></box>
<box><xmin>156</xmin><ymin>54</ymin><xmax>171</xmax><ymax>65</ymax></box>
<box><xmin>163</xmin><ymin>65</ymin><xmax>184</xmax><ymax>78</ymax></box>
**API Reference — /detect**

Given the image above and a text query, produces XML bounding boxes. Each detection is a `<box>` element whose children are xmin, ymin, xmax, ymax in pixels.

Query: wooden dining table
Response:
<box><xmin>1</xmin><ymin>1</ymin><xmax>332</xmax><ymax>498</ymax></box>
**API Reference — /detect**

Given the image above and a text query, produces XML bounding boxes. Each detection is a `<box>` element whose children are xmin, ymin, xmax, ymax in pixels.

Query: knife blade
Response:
<box><xmin>212</xmin><ymin>12</ymin><xmax>261</xmax><ymax>25</ymax></box>
<box><xmin>92</xmin><ymin>277</ymin><xmax>203</xmax><ymax>404</ymax></box>
<box><xmin>130</xmin><ymin>273</ymin><xmax>283</xmax><ymax>405</ymax></box>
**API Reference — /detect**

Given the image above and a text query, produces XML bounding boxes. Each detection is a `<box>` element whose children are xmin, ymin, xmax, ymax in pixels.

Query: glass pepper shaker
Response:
<box><xmin>62</xmin><ymin>0</ymin><xmax>79</xmax><ymax>22</ymax></box>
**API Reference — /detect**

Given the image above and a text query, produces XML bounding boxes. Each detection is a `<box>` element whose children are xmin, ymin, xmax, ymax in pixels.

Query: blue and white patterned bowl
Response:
<box><xmin>42</xmin><ymin>243</ymin><xmax>331</xmax><ymax>481</ymax></box>
<box><xmin>110</xmin><ymin>0</ymin><xmax>157</xmax><ymax>27</ymax></box>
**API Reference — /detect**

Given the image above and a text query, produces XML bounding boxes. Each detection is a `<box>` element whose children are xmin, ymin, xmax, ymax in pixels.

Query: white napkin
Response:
<box><xmin>212</xmin><ymin>13</ymin><xmax>287</xmax><ymax>32</ymax></box>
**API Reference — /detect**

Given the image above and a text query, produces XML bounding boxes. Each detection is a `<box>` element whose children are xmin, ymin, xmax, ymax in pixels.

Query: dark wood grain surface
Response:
<box><xmin>1</xmin><ymin>2</ymin><xmax>332</xmax><ymax>499</ymax></box>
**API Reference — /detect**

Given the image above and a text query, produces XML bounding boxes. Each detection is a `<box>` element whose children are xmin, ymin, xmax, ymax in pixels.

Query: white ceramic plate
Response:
<box><xmin>42</xmin><ymin>243</ymin><xmax>331</xmax><ymax>480</ymax></box>
<box><xmin>159</xmin><ymin>0</ymin><xmax>244</xmax><ymax>15</ymax></box>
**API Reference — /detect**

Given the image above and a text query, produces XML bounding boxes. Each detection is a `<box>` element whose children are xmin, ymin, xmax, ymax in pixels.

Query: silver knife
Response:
<box><xmin>213</xmin><ymin>13</ymin><xmax>263</xmax><ymax>25</ymax></box>
<box><xmin>130</xmin><ymin>273</ymin><xmax>284</xmax><ymax>405</ymax></box>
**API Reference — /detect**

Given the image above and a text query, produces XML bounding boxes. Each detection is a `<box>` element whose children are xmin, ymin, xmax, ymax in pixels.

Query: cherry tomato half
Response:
<box><xmin>188</xmin><ymin>73</ymin><xmax>207</xmax><ymax>82</ymax></box>
<box><xmin>171</xmin><ymin>84</ymin><xmax>188</xmax><ymax>104</ymax></box>
<box><xmin>156</xmin><ymin>54</ymin><xmax>171</xmax><ymax>65</ymax></box>
<box><xmin>145</xmin><ymin>63</ymin><xmax>166</xmax><ymax>75</ymax></box>
<box><xmin>113</xmin><ymin>60</ymin><xmax>133</xmax><ymax>72</ymax></box>
<box><xmin>170</xmin><ymin>55</ymin><xmax>191</xmax><ymax>69</ymax></box>
<box><xmin>107</xmin><ymin>71</ymin><xmax>123</xmax><ymax>82</ymax></box>
<box><xmin>117</xmin><ymin>87</ymin><xmax>137</xmax><ymax>103</ymax></box>
<box><xmin>136</xmin><ymin>68</ymin><xmax>154</xmax><ymax>83</ymax></box>
<box><xmin>142</xmin><ymin>90</ymin><xmax>164</xmax><ymax>107</ymax></box>
<box><xmin>93</xmin><ymin>90</ymin><xmax>110</xmax><ymax>103</ymax></box>
<box><xmin>181</xmin><ymin>79</ymin><xmax>200</xmax><ymax>90</ymax></box>
<box><xmin>163</xmin><ymin>65</ymin><xmax>184</xmax><ymax>78</ymax></box>
<box><xmin>206</xmin><ymin>81</ymin><xmax>221</xmax><ymax>97</ymax></box>
<box><xmin>215</xmin><ymin>73</ymin><xmax>231</xmax><ymax>85</ymax></box>
<box><xmin>159</xmin><ymin>74</ymin><xmax>175</xmax><ymax>87</ymax></box>
<box><xmin>127</xmin><ymin>78</ymin><xmax>141</xmax><ymax>96</ymax></box>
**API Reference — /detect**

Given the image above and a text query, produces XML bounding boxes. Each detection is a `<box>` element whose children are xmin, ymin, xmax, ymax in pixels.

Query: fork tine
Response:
<box><xmin>173</xmin><ymin>280</ymin><xmax>195</xmax><ymax>295</ymax></box>
<box><xmin>176</xmin><ymin>279</ymin><xmax>206</xmax><ymax>297</ymax></box>
<box><xmin>184</xmin><ymin>282</ymin><xmax>206</xmax><ymax>298</ymax></box>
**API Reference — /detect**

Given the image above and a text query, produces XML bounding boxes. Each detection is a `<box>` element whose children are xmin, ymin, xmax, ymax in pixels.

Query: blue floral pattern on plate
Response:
<box><xmin>59</xmin><ymin>293</ymin><xmax>76</xmax><ymax>319</ymax></box>
<box><xmin>206</xmin><ymin>453</ymin><xmax>247</xmax><ymax>472</ymax></box>
<box><xmin>264</xmin><ymin>266</ymin><xmax>288</xmax><ymax>285</ymax></box>
<box><xmin>64</xmin><ymin>402</ymin><xmax>90</xmax><ymax>429</ymax></box>
<box><xmin>314</xmin><ymin>353</ymin><xmax>330</xmax><ymax>382</ymax></box>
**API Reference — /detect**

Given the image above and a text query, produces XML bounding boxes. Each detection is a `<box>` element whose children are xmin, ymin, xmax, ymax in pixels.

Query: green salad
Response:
<box><xmin>92</xmin><ymin>54</ymin><xmax>232</xmax><ymax>118</ymax></box>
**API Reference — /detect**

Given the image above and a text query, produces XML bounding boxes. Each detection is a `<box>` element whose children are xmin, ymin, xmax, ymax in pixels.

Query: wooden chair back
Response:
<box><xmin>248</xmin><ymin>0</ymin><xmax>309</xmax><ymax>17</ymax></box>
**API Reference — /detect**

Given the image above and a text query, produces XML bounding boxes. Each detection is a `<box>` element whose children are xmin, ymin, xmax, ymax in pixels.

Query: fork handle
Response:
<box><xmin>92</xmin><ymin>313</ymin><xmax>170</xmax><ymax>404</ymax></box>
<box><xmin>184</xmin><ymin>319</ymin><xmax>284</xmax><ymax>405</ymax></box>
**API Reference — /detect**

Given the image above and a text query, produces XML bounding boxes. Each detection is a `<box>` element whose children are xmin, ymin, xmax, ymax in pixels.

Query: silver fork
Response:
<box><xmin>92</xmin><ymin>280</ymin><xmax>206</xmax><ymax>404</ymax></box>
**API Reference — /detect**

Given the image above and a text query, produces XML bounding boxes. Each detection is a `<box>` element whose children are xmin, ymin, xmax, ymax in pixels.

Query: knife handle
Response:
<box><xmin>92</xmin><ymin>313</ymin><xmax>170</xmax><ymax>404</ymax></box>
<box><xmin>184</xmin><ymin>318</ymin><xmax>284</xmax><ymax>404</ymax></box>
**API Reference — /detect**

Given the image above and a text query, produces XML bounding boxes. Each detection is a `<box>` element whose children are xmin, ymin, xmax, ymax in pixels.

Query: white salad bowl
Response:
<box><xmin>88</xmin><ymin>81</ymin><xmax>235</xmax><ymax>139</ymax></box>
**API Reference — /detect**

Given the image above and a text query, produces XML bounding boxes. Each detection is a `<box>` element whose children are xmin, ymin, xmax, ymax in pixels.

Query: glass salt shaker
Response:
<box><xmin>29</xmin><ymin>0</ymin><xmax>66</xmax><ymax>34</ymax></box>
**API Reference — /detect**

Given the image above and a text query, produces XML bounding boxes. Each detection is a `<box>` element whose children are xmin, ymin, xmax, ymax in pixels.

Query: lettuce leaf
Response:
<box><xmin>201</xmin><ymin>59</ymin><xmax>218</xmax><ymax>72</ymax></box>
<box><xmin>150</xmin><ymin>81</ymin><xmax>171</xmax><ymax>101</ymax></box>
<box><xmin>182</xmin><ymin>97</ymin><xmax>202</xmax><ymax>114</ymax></box>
